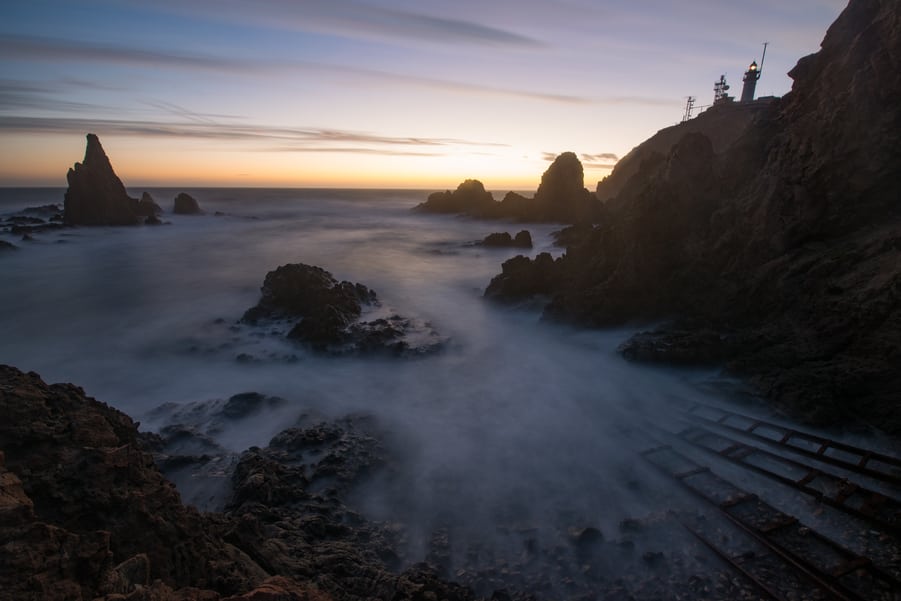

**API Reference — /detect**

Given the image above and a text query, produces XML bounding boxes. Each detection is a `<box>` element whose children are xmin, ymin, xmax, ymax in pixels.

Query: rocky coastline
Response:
<box><xmin>475</xmin><ymin>0</ymin><xmax>901</xmax><ymax>434</ymax></box>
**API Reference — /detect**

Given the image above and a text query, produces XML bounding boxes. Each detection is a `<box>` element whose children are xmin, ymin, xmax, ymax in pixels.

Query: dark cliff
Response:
<box><xmin>489</xmin><ymin>0</ymin><xmax>901</xmax><ymax>432</ymax></box>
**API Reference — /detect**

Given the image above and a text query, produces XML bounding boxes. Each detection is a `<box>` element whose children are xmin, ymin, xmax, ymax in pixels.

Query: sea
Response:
<box><xmin>0</xmin><ymin>186</ymin><xmax>753</xmax><ymax>579</ymax></box>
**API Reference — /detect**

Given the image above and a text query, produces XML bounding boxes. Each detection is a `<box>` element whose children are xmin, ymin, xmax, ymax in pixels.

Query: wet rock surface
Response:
<box><xmin>242</xmin><ymin>263</ymin><xmax>445</xmax><ymax>356</ymax></box>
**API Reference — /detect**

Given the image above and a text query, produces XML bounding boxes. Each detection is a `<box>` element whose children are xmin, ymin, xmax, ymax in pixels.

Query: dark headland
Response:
<box><xmin>480</xmin><ymin>0</ymin><xmax>901</xmax><ymax>434</ymax></box>
<box><xmin>1</xmin><ymin>1</ymin><xmax>900</xmax><ymax>600</ymax></box>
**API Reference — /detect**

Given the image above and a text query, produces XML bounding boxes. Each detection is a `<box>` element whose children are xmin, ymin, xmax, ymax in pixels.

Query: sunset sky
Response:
<box><xmin>1</xmin><ymin>0</ymin><xmax>845</xmax><ymax>190</ymax></box>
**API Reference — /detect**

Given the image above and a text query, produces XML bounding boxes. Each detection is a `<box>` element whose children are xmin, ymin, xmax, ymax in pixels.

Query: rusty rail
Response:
<box><xmin>642</xmin><ymin>445</ymin><xmax>901</xmax><ymax>601</ymax></box>
<box><xmin>685</xmin><ymin>403</ymin><xmax>901</xmax><ymax>487</ymax></box>
<box><xmin>675</xmin><ymin>422</ymin><xmax>901</xmax><ymax>538</ymax></box>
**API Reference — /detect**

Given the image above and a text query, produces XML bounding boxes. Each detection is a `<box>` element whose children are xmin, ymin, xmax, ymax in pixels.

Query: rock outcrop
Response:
<box><xmin>137</xmin><ymin>191</ymin><xmax>163</xmax><ymax>217</ymax></box>
<box><xmin>64</xmin><ymin>134</ymin><xmax>140</xmax><ymax>226</ymax></box>
<box><xmin>242</xmin><ymin>263</ymin><xmax>444</xmax><ymax>356</ymax></box>
<box><xmin>415</xmin><ymin>179</ymin><xmax>496</xmax><ymax>214</ymax></box>
<box><xmin>485</xmin><ymin>0</ymin><xmax>901</xmax><ymax>432</ymax></box>
<box><xmin>416</xmin><ymin>154</ymin><xmax>605</xmax><ymax>224</ymax></box>
<box><xmin>0</xmin><ymin>365</ymin><xmax>483</xmax><ymax>601</ymax></box>
<box><xmin>478</xmin><ymin>230</ymin><xmax>533</xmax><ymax>248</ymax></box>
<box><xmin>173</xmin><ymin>192</ymin><xmax>203</xmax><ymax>215</ymax></box>
<box><xmin>0</xmin><ymin>365</ymin><xmax>268</xmax><ymax>600</ymax></box>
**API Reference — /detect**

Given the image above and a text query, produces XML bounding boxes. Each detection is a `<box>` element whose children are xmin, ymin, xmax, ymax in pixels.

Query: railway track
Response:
<box><xmin>639</xmin><ymin>404</ymin><xmax>901</xmax><ymax>601</ymax></box>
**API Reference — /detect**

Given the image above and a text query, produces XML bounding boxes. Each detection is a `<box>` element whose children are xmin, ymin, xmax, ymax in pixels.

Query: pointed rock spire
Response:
<box><xmin>64</xmin><ymin>133</ymin><xmax>139</xmax><ymax>225</ymax></box>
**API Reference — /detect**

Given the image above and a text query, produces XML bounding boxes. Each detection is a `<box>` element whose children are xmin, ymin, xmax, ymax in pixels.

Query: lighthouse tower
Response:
<box><xmin>740</xmin><ymin>42</ymin><xmax>768</xmax><ymax>103</ymax></box>
<box><xmin>740</xmin><ymin>61</ymin><xmax>761</xmax><ymax>102</ymax></box>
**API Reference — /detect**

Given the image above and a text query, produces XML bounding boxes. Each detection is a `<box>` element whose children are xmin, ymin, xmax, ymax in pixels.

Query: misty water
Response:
<box><xmin>1</xmin><ymin>187</ymin><xmax>751</xmax><ymax>580</ymax></box>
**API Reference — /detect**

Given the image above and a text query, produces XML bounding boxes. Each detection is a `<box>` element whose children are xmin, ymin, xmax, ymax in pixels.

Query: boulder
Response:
<box><xmin>173</xmin><ymin>192</ymin><xmax>203</xmax><ymax>215</ymax></box>
<box><xmin>64</xmin><ymin>133</ymin><xmax>140</xmax><ymax>225</ymax></box>
<box><xmin>241</xmin><ymin>263</ymin><xmax>444</xmax><ymax>355</ymax></box>
<box><xmin>0</xmin><ymin>240</ymin><xmax>16</xmax><ymax>251</ymax></box>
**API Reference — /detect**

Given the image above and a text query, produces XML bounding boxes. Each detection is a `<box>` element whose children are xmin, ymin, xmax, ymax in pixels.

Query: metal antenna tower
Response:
<box><xmin>682</xmin><ymin>96</ymin><xmax>696</xmax><ymax>122</ymax></box>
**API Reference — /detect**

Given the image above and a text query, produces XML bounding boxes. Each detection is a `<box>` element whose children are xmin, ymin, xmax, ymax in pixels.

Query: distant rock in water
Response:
<box><xmin>417</xmin><ymin>154</ymin><xmax>604</xmax><ymax>224</ymax></box>
<box><xmin>64</xmin><ymin>133</ymin><xmax>140</xmax><ymax>225</ymax></box>
<box><xmin>415</xmin><ymin>179</ymin><xmax>495</xmax><ymax>214</ymax></box>
<box><xmin>0</xmin><ymin>240</ymin><xmax>17</xmax><ymax>251</ymax></box>
<box><xmin>242</xmin><ymin>263</ymin><xmax>444</xmax><ymax>356</ymax></box>
<box><xmin>137</xmin><ymin>191</ymin><xmax>163</xmax><ymax>217</ymax></box>
<box><xmin>479</xmin><ymin>230</ymin><xmax>533</xmax><ymax>248</ymax></box>
<box><xmin>173</xmin><ymin>192</ymin><xmax>202</xmax><ymax>215</ymax></box>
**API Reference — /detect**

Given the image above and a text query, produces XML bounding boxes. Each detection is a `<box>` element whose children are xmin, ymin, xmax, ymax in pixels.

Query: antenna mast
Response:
<box><xmin>759</xmin><ymin>41</ymin><xmax>769</xmax><ymax>73</ymax></box>
<box><xmin>682</xmin><ymin>96</ymin><xmax>696</xmax><ymax>122</ymax></box>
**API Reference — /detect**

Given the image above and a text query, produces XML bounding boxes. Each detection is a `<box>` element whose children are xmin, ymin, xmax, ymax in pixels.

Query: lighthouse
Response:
<box><xmin>740</xmin><ymin>61</ymin><xmax>761</xmax><ymax>102</ymax></box>
<box><xmin>740</xmin><ymin>42</ymin><xmax>768</xmax><ymax>103</ymax></box>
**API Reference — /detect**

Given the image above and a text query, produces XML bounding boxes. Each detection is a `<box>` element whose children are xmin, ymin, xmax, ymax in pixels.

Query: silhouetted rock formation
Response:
<box><xmin>242</xmin><ymin>263</ymin><xmax>444</xmax><ymax>355</ymax></box>
<box><xmin>533</xmin><ymin>152</ymin><xmax>599</xmax><ymax>222</ymax></box>
<box><xmin>479</xmin><ymin>230</ymin><xmax>533</xmax><ymax>248</ymax></box>
<box><xmin>172</xmin><ymin>192</ymin><xmax>202</xmax><ymax>215</ymax></box>
<box><xmin>137</xmin><ymin>191</ymin><xmax>163</xmax><ymax>217</ymax></box>
<box><xmin>486</xmin><ymin>0</ymin><xmax>901</xmax><ymax>432</ymax></box>
<box><xmin>417</xmin><ymin>154</ymin><xmax>605</xmax><ymax>223</ymax></box>
<box><xmin>64</xmin><ymin>134</ymin><xmax>140</xmax><ymax>226</ymax></box>
<box><xmin>484</xmin><ymin>253</ymin><xmax>562</xmax><ymax>302</ymax></box>
<box><xmin>416</xmin><ymin>179</ymin><xmax>496</xmax><ymax>214</ymax></box>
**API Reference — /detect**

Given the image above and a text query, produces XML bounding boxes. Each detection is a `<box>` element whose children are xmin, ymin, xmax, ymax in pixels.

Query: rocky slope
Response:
<box><xmin>0</xmin><ymin>364</ymin><xmax>480</xmax><ymax>601</ymax></box>
<box><xmin>487</xmin><ymin>0</ymin><xmax>901</xmax><ymax>432</ymax></box>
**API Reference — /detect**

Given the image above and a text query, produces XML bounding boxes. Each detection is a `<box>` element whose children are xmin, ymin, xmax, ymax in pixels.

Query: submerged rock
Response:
<box><xmin>64</xmin><ymin>133</ymin><xmax>140</xmax><ymax>226</ymax></box>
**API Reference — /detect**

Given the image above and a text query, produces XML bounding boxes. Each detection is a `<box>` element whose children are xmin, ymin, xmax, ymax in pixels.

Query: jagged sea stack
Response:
<box><xmin>64</xmin><ymin>133</ymin><xmax>139</xmax><ymax>226</ymax></box>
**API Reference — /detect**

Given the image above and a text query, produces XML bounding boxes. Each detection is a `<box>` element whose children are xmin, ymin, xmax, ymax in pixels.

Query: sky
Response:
<box><xmin>1</xmin><ymin>0</ymin><xmax>847</xmax><ymax>190</ymax></box>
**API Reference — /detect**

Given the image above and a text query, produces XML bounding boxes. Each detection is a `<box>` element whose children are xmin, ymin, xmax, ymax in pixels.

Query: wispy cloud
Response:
<box><xmin>0</xmin><ymin>34</ymin><xmax>587</xmax><ymax>104</ymax></box>
<box><xmin>123</xmin><ymin>0</ymin><xmax>545</xmax><ymax>49</ymax></box>
<box><xmin>0</xmin><ymin>115</ymin><xmax>507</xmax><ymax>157</ymax></box>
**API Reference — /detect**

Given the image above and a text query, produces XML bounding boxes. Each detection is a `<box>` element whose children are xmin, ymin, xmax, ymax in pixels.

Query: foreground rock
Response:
<box><xmin>416</xmin><ymin>154</ymin><xmax>605</xmax><ymax>224</ymax></box>
<box><xmin>242</xmin><ymin>263</ymin><xmax>444</xmax><ymax>356</ymax></box>
<box><xmin>64</xmin><ymin>133</ymin><xmax>140</xmax><ymax>226</ymax></box>
<box><xmin>485</xmin><ymin>0</ymin><xmax>901</xmax><ymax>433</ymax></box>
<box><xmin>0</xmin><ymin>365</ymin><xmax>486</xmax><ymax>600</ymax></box>
<box><xmin>0</xmin><ymin>365</ymin><xmax>268</xmax><ymax>600</ymax></box>
<box><xmin>173</xmin><ymin>192</ymin><xmax>203</xmax><ymax>215</ymax></box>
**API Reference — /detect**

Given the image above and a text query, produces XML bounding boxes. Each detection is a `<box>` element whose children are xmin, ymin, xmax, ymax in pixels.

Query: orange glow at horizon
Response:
<box><xmin>0</xmin><ymin>133</ymin><xmax>614</xmax><ymax>192</ymax></box>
